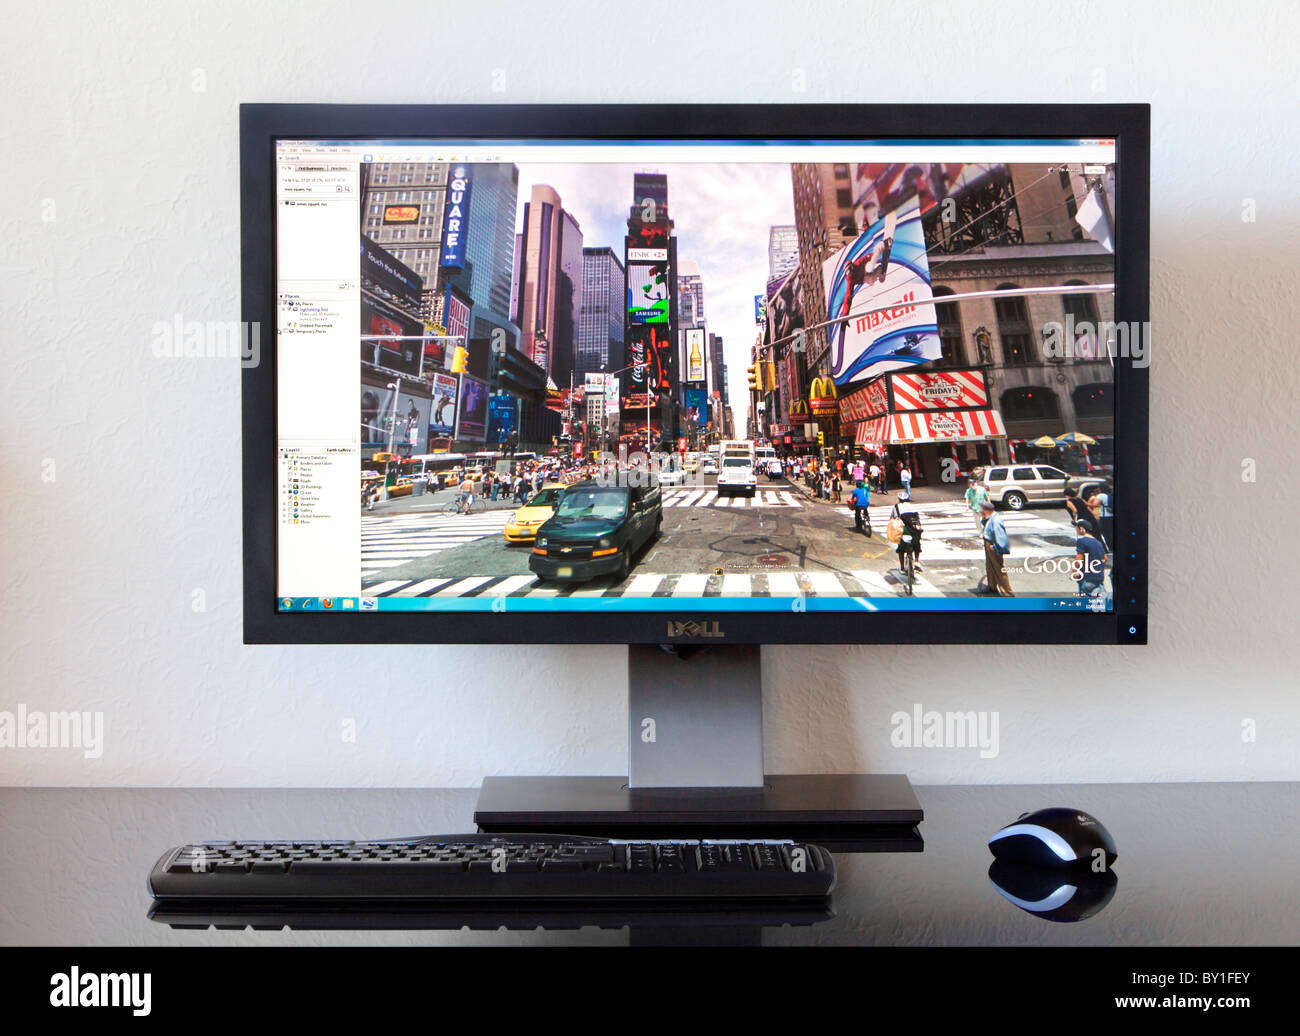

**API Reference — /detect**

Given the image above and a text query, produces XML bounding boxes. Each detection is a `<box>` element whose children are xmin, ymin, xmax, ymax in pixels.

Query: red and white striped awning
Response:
<box><xmin>853</xmin><ymin>409</ymin><xmax>1006</xmax><ymax>446</ymax></box>
<box><xmin>854</xmin><ymin>415</ymin><xmax>892</xmax><ymax>447</ymax></box>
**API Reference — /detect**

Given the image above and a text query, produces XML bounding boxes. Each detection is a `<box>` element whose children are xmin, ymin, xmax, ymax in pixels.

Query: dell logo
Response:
<box><xmin>667</xmin><ymin>620</ymin><xmax>724</xmax><ymax>639</ymax></box>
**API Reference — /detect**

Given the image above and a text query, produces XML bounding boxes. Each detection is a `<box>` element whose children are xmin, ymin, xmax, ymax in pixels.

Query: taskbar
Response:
<box><xmin>277</xmin><ymin>595</ymin><xmax>1112</xmax><ymax>614</ymax></box>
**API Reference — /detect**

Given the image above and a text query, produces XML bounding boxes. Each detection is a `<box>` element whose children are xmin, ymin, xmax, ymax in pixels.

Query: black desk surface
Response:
<box><xmin>2</xmin><ymin>782</ymin><xmax>1294</xmax><ymax>946</ymax></box>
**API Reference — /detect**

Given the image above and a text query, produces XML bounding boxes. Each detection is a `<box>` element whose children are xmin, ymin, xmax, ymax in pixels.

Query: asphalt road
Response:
<box><xmin>359</xmin><ymin>473</ymin><xmax>1105</xmax><ymax>600</ymax></box>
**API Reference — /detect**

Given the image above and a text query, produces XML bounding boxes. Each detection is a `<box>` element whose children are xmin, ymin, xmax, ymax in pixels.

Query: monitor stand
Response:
<box><xmin>474</xmin><ymin>645</ymin><xmax>924</xmax><ymax>851</ymax></box>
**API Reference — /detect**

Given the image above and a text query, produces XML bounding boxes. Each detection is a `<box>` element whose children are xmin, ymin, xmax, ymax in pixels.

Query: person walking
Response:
<box><xmin>978</xmin><ymin>499</ymin><xmax>1013</xmax><ymax>595</ymax></box>
<box><xmin>868</xmin><ymin>461</ymin><xmax>879</xmax><ymax>493</ymax></box>
<box><xmin>831</xmin><ymin>470</ymin><xmax>842</xmax><ymax>504</ymax></box>
<box><xmin>964</xmin><ymin>473</ymin><xmax>990</xmax><ymax>536</ymax></box>
<box><xmin>899</xmin><ymin>463</ymin><xmax>912</xmax><ymax>501</ymax></box>
<box><xmin>850</xmin><ymin>479</ymin><xmax>872</xmax><ymax>535</ymax></box>
<box><xmin>1073</xmin><ymin>519</ymin><xmax>1107</xmax><ymax>597</ymax></box>
<box><xmin>1065</xmin><ymin>486</ymin><xmax>1102</xmax><ymax>542</ymax></box>
<box><xmin>1083</xmin><ymin>485</ymin><xmax>1112</xmax><ymax>550</ymax></box>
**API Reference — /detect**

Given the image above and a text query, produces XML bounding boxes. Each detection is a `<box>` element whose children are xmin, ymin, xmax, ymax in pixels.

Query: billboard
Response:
<box><xmin>360</xmin><ymin>378</ymin><xmax>431</xmax><ymax>455</ymax></box>
<box><xmin>765</xmin><ymin>267</ymin><xmax>803</xmax><ymax>347</ymax></box>
<box><xmin>454</xmin><ymin>374</ymin><xmax>489</xmax><ymax>441</ymax></box>
<box><xmin>849</xmin><ymin>162</ymin><xmax>1005</xmax><ymax>233</ymax></box>
<box><xmin>839</xmin><ymin>377</ymin><xmax>891</xmax><ymax>424</ymax></box>
<box><xmin>683</xmin><ymin>387</ymin><xmax>708</xmax><ymax>424</ymax></box>
<box><xmin>685</xmin><ymin>328</ymin><xmax>706</xmax><ymax>382</ymax></box>
<box><xmin>824</xmin><ymin>197</ymin><xmax>941</xmax><ymax>387</ymax></box>
<box><xmin>382</xmin><ymin>205</ymin><xmax>420</xmax><ymax>224</ymax></box>
<box><xmin>428</xmin><ymin>373</ymin><xmax>458</xmax><ymax>437</ymax></box>
<box><xmin>627</xmin><ymin>262</ymin><xmax>669</xmax><ymax>324</ymax></box>
<box><xmin>360</xmin><ymin>236</ymin><xmax>424</xmax><ymax>376</ymax></box>
<box><xmin>440</xmin><ymin>165</ymin><xmax>472</xmax><ymax>269</ymax></box>
<box><xmin>627</xmin><ymin>325</ymin><xmax>672</xmax><ymax>394</ymax></box>
<box><xmin>532</xmin><ymin>335</ymin><xmax>550</xmax><ymax>377</ymax></box>
<box><xmin>487</xmin><ymin>394</ymin><xmax>517</xmax><ymax>446</ymax></box>
<box><xmin>889</xmin><ymin>368</ymin><xmax>989</xmax><ymax>411</ymax></box>
<box><xmin>445</xmin><ymin>292</ymin><xmax>470</xmax><ymax>341</ymax></box>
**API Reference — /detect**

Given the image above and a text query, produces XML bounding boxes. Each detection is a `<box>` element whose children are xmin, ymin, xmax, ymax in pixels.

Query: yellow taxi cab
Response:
<box><xmin>683</xmin><ymin>453</ymin><xmax>700</xmax><ymax>474</ymax></box>
<box><xmin>503</xmin><ymin>483</ymin><xmax>568</xmax><ymax>543</ymax></box>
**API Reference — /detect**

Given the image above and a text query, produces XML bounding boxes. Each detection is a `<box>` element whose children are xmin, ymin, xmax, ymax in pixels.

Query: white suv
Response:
<box><xmin>981</xmin><ymin>464</ymin><xmax>1100</xmax><ymax>510</ymax></box>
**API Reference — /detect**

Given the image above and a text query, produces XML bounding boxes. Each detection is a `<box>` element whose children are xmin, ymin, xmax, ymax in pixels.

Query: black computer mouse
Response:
<box><xmin>988</xmin><ymin>807</ymin><xmax>1117</xmax><ymax>869</ymax></box>
<box><xmin>988</xmin><ymin>860</ymin><xmax>1118</xmax><ymax>923</ymax></box>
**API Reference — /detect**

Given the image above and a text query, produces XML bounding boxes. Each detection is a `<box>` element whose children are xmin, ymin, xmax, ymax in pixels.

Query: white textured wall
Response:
<box><xmin>2</xmin><ymin>0</ymin><xmax>1296</xmax><ymax>787</ymax></box>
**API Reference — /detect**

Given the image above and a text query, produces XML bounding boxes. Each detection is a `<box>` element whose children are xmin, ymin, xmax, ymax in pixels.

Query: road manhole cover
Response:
<box><xmin>757</xmin><ymin>553</ymin><xmax>790</xmax><ymax>566</ymax></box>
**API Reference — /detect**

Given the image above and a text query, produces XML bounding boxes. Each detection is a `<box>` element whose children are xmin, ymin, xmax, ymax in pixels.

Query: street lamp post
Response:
<box><xmin>380</xmin><ymin>378</ymin><xmax>401</xmax><ymax>501</ymax></box>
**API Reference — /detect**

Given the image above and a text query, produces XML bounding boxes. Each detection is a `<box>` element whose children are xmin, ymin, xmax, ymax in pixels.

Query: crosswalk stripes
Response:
<box><xmin>400</xmin><ymin>578</ymin><xmax>453</xmax><ymax>596</ymax></box>
<box><xmin>833</xmin><ymin>500</ymin><xmax>1077</xmax><ymax>561</ymax></box>
<box><xmin>720</xmin><ymin>573</ymin><xmax>751</xmax><ymax>596</ymax></box>
<box><xmin>663</xmin><ymin>488</ymin><xmax>800</xmax><ymax>509</ymax></box>
<box><xmin>360</xmin><ymin>510</ymin><xmax>513</xmax><ymax>579</ymax></box>
<box><xmin>361</xmin><ymin>567</ymin><xmax>959</xmax><ymax>599</ymax></box>
<box><xmin>764</xmin><ymin>572</ymin><xmax>801</xmax><ymax>596</ymax></box>
<box><xmin>672</xmin><ymin>573</ymin><xmax>709</xmax><ymax>596</ymax></box>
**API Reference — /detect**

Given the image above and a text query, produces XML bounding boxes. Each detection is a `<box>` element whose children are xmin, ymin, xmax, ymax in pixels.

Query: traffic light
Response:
<box><xmin>747</xmin><ymin>363</ymin><xmax>759</xmax><ymax>391</ymax></box>
<box><xmin>449</xmin><ymin>344</ymin><xmax>468</xmax><ymax>374</ymax></box>
<box><xmin>817</xmin><ymin>431</ymin><xmax>825</xmax><ymax>447</ymax></box>
<box><xmin>763</xmin><ymin>361</ymin><xmax>777</xmax><ymax>392</ymax></box>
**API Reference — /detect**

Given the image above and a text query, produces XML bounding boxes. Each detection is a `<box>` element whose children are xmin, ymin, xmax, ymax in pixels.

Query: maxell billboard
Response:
<box><xmin>823</xmin><ymin>197</ymin><xmax>941</xmax><ymax>388</ymax></box>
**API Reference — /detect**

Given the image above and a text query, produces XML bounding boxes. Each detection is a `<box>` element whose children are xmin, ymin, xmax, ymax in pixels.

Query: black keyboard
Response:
<box><xmin>148</xmin><ymin>833</ymin><xmax>835</xmax><ymax>903</ymax></box>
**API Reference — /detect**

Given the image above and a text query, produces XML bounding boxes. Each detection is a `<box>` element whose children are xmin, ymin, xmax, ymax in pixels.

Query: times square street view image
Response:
<box><xmin>357</xmin><ymin>153</ymin><xmax>1117</xmax><ymax>605</ymax></box>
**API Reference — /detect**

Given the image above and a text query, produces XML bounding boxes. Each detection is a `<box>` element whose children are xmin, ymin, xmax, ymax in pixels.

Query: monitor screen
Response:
<box><xmin>245</xmin><ymin>105</ymin><xmax>1147</xmax><ymax>644</ymax></box>
<box><xmin>273</xmin><ymin>135</ymin><xmax>1123</xmax><ymax>619</ymax></box>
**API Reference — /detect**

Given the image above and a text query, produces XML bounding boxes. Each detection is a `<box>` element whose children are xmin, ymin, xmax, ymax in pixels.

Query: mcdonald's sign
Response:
<box><xmin>789</xmin><ymin>399</ymin><xmax>810</xmax><ymax>418</ymax></box>
<box><xmin>809</xmin><ymin>376</ymin><xmax>839</xmax><ymax>417</ymax></box>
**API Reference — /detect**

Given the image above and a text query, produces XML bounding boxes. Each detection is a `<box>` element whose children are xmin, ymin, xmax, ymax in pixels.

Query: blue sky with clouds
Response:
<box><xmin>514</xmin><ymin>162</ymin><xmax>796</xmax><ymax>433</ymax></box>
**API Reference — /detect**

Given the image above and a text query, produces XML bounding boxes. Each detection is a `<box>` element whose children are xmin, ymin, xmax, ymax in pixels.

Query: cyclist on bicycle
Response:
<box><xmin>456</xmin><ymin>475</ymin><xmax>475</xmax><ymax>515</ymax></box>
<box><xmin>891</xmin><ymin>502</ymin><xmax>924</xmax><ymax>573</ymax></box>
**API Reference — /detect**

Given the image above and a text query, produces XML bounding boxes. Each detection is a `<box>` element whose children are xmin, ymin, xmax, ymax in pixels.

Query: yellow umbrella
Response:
<box><xmin>1032</xmin><ymin>435</ymin><xmax>1059</xmax><ymax>448</ymax></box>
<box><xmin>1055</xmin><ymin>432</ymin><xmax>1097</xmax><ymax>445</ymax></box>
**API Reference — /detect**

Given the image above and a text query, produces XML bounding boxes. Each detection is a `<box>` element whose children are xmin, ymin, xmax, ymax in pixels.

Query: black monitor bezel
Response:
<box><xmin>241</xmin><ymin>103</ymin><xmax>1149</xmax><ymax>646</ymax></box>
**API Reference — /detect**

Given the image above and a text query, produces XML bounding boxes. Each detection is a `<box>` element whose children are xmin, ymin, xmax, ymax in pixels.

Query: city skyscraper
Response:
<box><xmin>360</xmin><ymin>160</ymin><xmax>448</xmax><ymax>323</ymax></box>
<box><xmin>767</xmin><ymin>224</ymin><xmax>799</xmax><ymax>281</ymax></box>
<box><xmin>629</xmin><ymin>172</ymin><xmax>669</xmax><ymax>223</ymax></box>
<box><xmin>791</xmin><ymin>162</ymin><xmax>858</xmax><ymax>377</ymax></box>
<box><xmin>676</xmin><ymin>259</ymin><xmax>705</xmax><ymax>327</ymax></box>
<box><xmin>514</xmin><ymin>184</ymin><xmax>584</xmax><ymax>385</ymax></box>
<box><xmin>624</xmin><ymin>171</ymin><xmax>678</xmax><ymax>443</ymax></box>
<box><xmin>576</xmin><ymin>246</ymin><xmax>626</xmax><ymax>378</ymax></box>
<box><xmin>439</xmin><ymin>163</ymin><xmax>522</xmax><ymax>355</ymax></box>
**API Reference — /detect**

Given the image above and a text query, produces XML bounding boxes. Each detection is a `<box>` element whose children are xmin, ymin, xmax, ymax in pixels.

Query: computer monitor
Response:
<box><xmin>241</xmin><ymin>104</ymin><xmax>1149</xmax><ymax>838</ymax></box>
